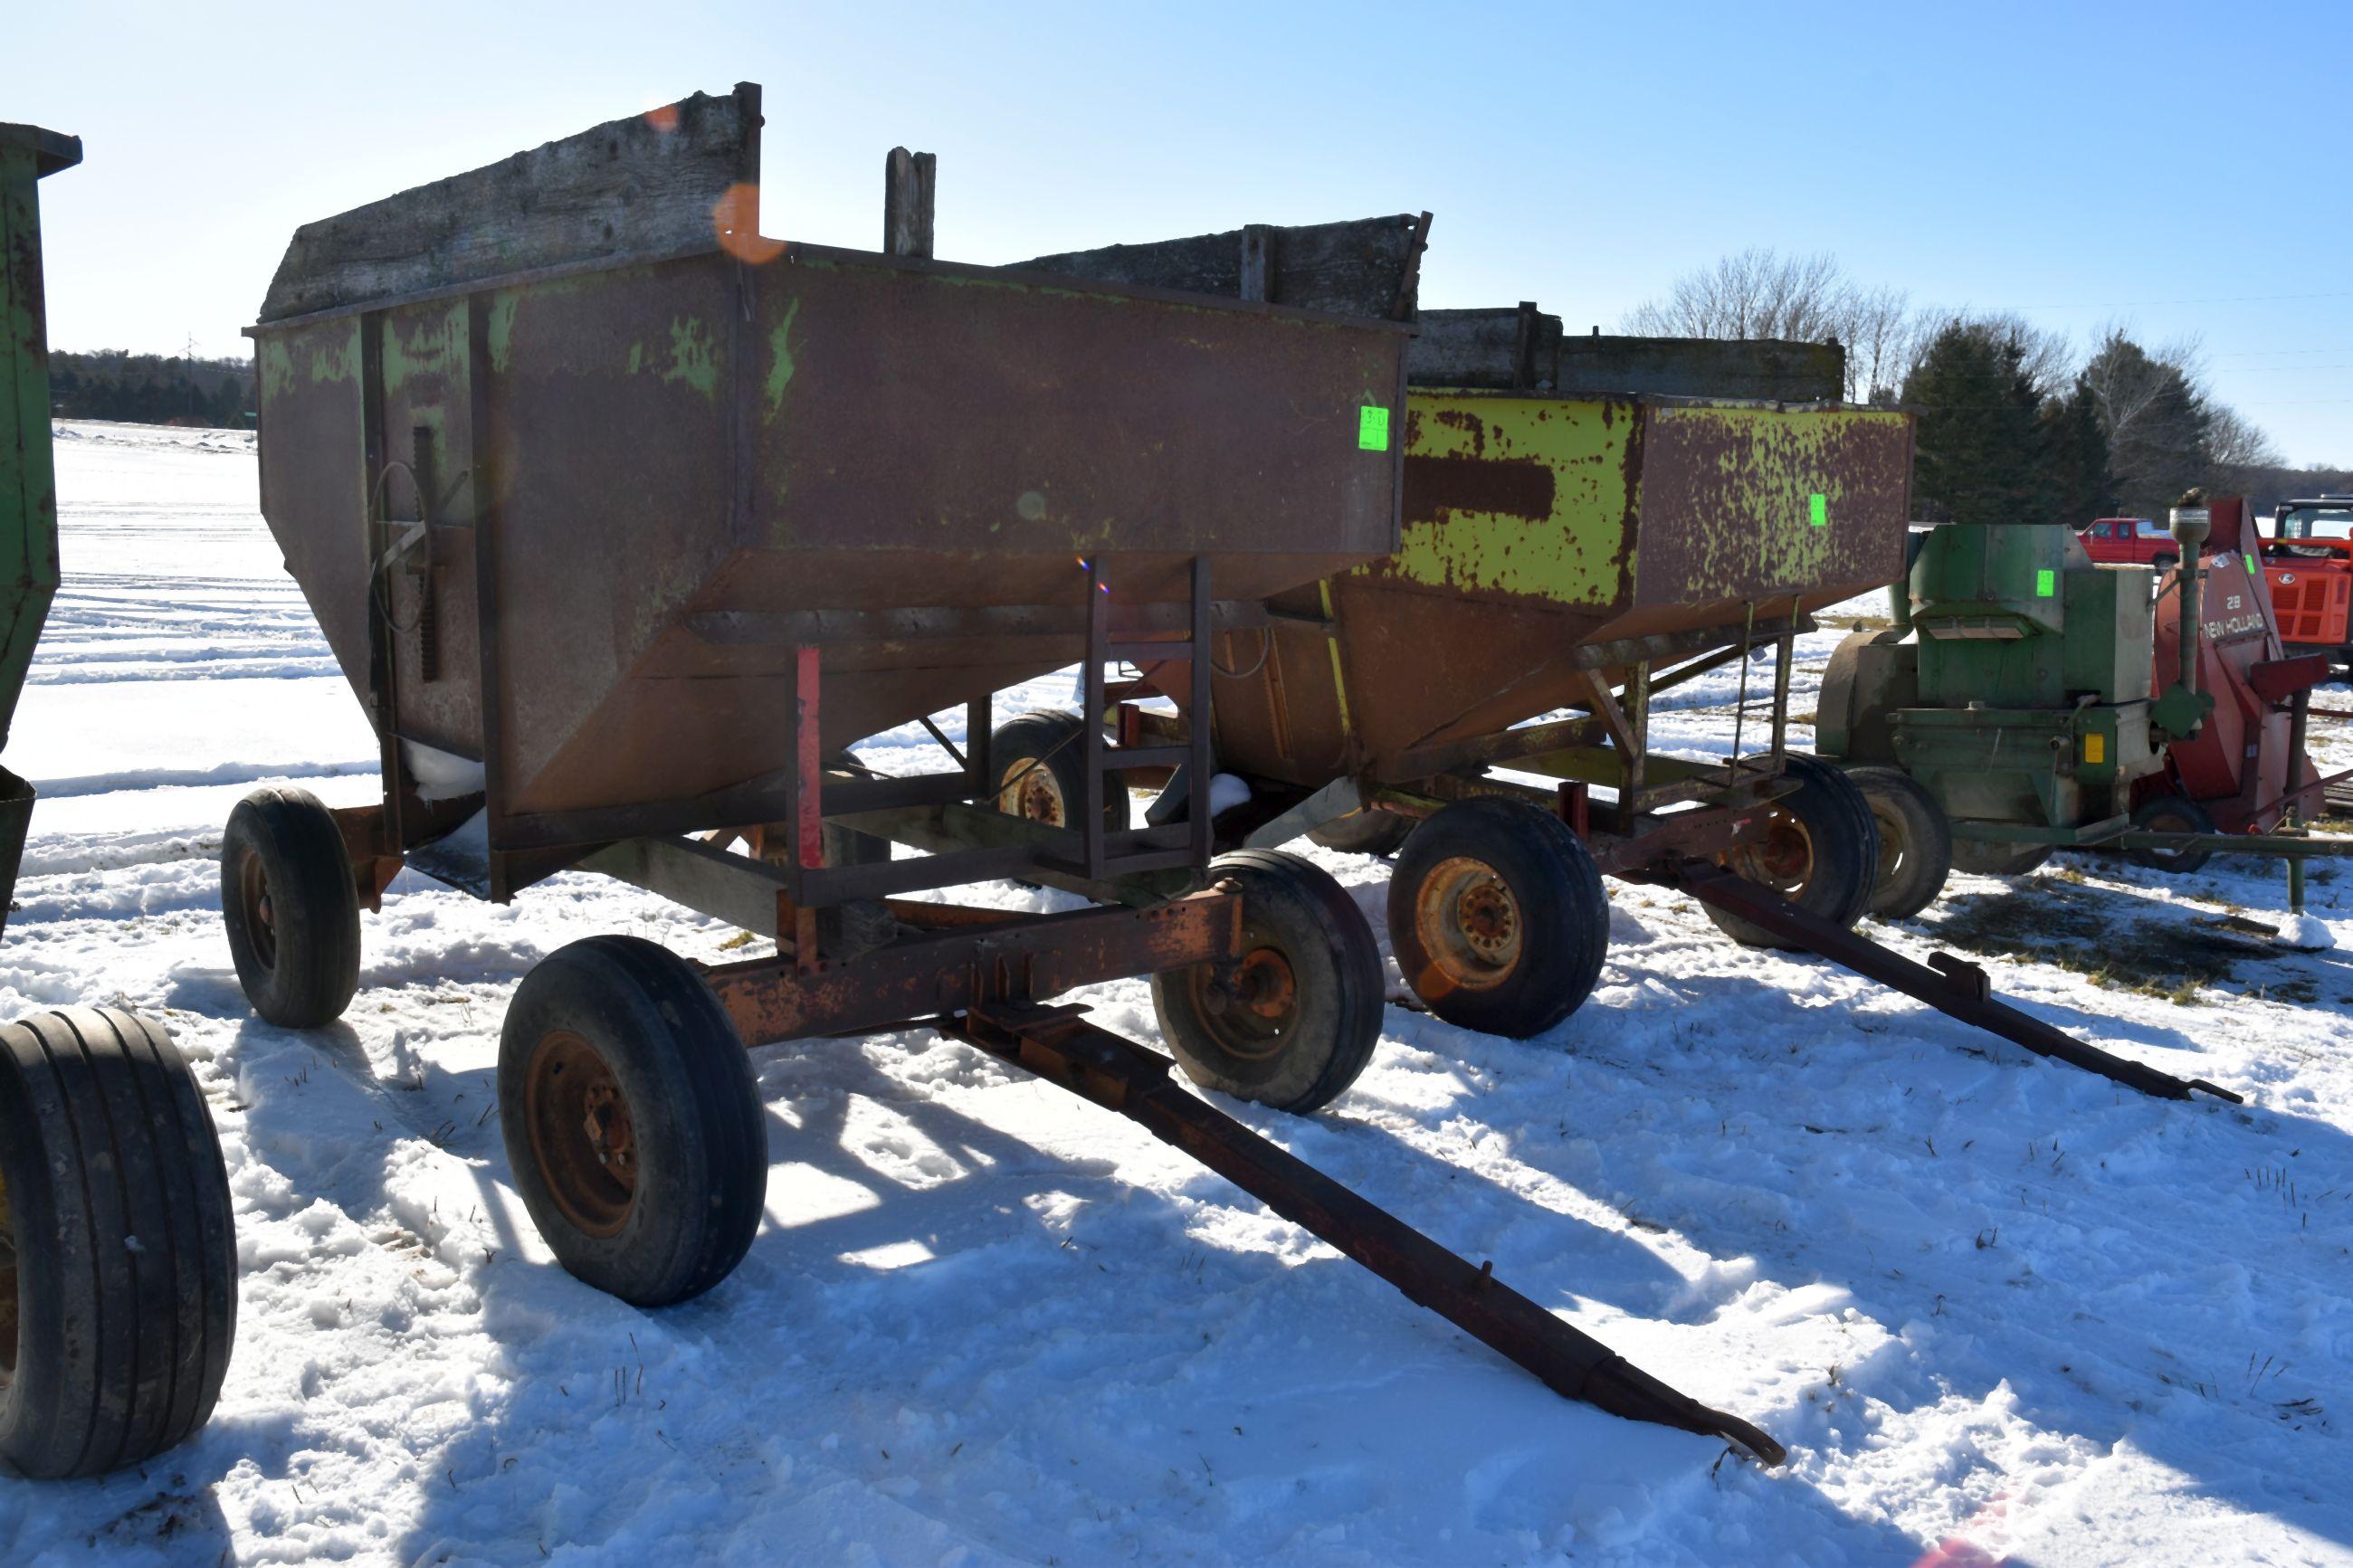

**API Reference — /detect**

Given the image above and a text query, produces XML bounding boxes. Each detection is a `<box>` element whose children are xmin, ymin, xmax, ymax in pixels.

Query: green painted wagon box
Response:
<box><xmin>1204</xmin><ymin>390</ymin><xmax>1917</xmax><ymax>784</ymax></box>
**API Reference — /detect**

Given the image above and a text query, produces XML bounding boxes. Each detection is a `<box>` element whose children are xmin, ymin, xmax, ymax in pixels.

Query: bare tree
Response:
<box><xmin>1841</xmin><ymin>284</ymin><xmax>1913</xmax><ymax>404</ymax></box>
<box><xmin>1624</xmin><ymin>248</ymin><xmax>1848</xmax><ymax>341</ymax></box>
<box><xmin>2205</xmin><ymin>404</ymin><xmax>2282</xmax><ymax>469</ymax></box>
<box><xmin>1624</xmin><ymin>248</ymin><xmax>1914</xmax><ymax>401</ymax></box>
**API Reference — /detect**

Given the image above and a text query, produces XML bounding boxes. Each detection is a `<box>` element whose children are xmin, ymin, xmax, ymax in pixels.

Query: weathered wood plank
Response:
<box><xmin>258</xmin><ymin>83</ymin><xmax>762</xmax><ymax>322</ymax></box>
<box><xmin>882</xmin><ymin>147</ymin><xmax>937</xmax><ymax>259</ymax></box>
<box><xmin>1554</xmin><ymin>333</ymin><xmax>1843</xmax><ymax>402</ymax></box>
<box><xmin>1013</xmin><ymin>212</ymin><xmax>1430</xmax><ymax>320</ymax></box>
<box><xmin>1409</xmin><ymin>304</ymin><xmax>1844</xmax><ymax>402</ymax></box>
<box><xmin>1409</xmin><ymin>304</ymin><xmax>1560</xmax><ymax>389</ymax></box>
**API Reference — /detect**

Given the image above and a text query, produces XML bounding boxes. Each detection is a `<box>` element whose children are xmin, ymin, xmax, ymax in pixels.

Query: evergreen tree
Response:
<box><xmin>1900</xmin><ymin>320</ymin><xmax>2046</xmax><ymax>525</ymax></box>
<box><xmin>2035</xmin><ymin>375</ymin><xmax>2112</xmax><ymax>525</ymax></box>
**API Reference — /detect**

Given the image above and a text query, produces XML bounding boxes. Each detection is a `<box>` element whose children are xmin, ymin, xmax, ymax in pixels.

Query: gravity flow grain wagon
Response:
<box><xmin>226</xmin><ymin>87</ymin><xmax>1785</xmax><ymax>1462</ymax></box>
<box><xmin>966</xmin><ymin>295</ymin><xmax>2240</xmax><ymax>1104</ymax></box>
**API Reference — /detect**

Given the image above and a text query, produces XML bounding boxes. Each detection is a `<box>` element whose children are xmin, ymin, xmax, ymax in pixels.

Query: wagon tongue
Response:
<box><xmin>1669</xmin><ymin>861</ymin><xmax>2243</xmax><ymax>1104</ymax></box>
<box><xmin>953</xmin><ymin>1001</ymin><xmax>1789</xmax><ymax>1467</ymax></box>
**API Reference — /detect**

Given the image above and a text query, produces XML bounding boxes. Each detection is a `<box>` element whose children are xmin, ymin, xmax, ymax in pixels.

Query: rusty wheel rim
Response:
<box><xmin>1721</xmin><ymin>810</ymin><xmax>1815</xmax><ymax>897</ymax></box>
<box><xmin>523</xmin><ymin>1030</ymin><xmax>639</xmax><ymax>1238</ymax></box>
<box><xmin>1865</xmin><ymin>795</ymin><xmax>1908</xmax><ymax>901</ymax></box>
<box><xmin>236</xmin><ymin>849</ymin><xmax>279</xmax><ymax>971</ymax></box>
<box><xmin>0</xmin><ymin>1168</ymin><xmax>16</xmax><ymax>1385</ymax></box>
<box><xmin>997</xmin><ymin>757</ymin><xmax>1067</xmax><ymax>826</ymax></box>
<box><xmin>1413</xmin><ymin>855</ymin><xmax>1523</xmax><ymax>994</ymax></box>
<box><xmin>1186</xmin><ymin>936</ymin><xmax>1300</xmax><ymax>1061</ymax></box>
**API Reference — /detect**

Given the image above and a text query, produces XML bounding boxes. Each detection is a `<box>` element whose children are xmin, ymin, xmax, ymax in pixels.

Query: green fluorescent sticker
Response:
<box><xmin>1808</xmin><ymin>492</ymin><xmax>1828</xmax><ymax>527</ymax></box>
<box><xmin>2035</xmin><ymin>568</ymin><xmax>2056</xmax><ymax>598</ymax></box>
<box><xmin>2246</xmin><ymin>551</ymin><xmax>2257</xmax><ymax>575</ymax></box>
<box><xmin>1358</xmin><ymin>404</ymin><xmax>1390</xmax><ymax>451</ymax></box>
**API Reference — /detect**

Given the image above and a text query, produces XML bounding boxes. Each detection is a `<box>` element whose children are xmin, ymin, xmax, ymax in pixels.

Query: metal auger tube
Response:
<box><xmin>948</xmin><ymin>1002</ymin><xmax>1790</xmax><ymax>1467</ymax></box>
<box><xmin>2170</xmin><ymin>503</ymin><xmax>2213</xmax><ymax>701</ymax></box>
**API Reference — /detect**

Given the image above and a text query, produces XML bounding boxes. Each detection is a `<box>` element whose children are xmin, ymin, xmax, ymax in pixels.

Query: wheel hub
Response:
<box><xmin>524</xmin><ymin>1031</ymin><xmax>640</xmax><ymax>1238</ymax></box>
<box><xmin>1414</xmin><ymin>856</ymin><xmax>1523</xmax><ymax>991</ymax></box>
<box><xmin>1867</xmin><ymin>798</ymin><xmax>1906</xmax><ymax>895</ymax></box>
<box><xmin>1190</xmin><ymin>939</ymin><xmax>1300</xmax><ymax>1060</ymax></box>
<box><xmin>237</xmin><ymin>851</ymin><xmax>279</xmax><ymax>971</ymax></box>
<box><xmin>1721</xmin><ymin>810</ymin><xmax>1815</xmax><ymax>894</ymax></box>
<box><xmin>999</xmin><ymin>758</ymin><xmax>1067</xmax><ymax>827</ymax></box>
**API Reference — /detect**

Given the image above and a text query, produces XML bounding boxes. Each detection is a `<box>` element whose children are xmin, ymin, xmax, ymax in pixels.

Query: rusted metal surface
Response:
<box><xmin>1192</xmin><ymin>392</ymin><xmax>1914</xmax><ymax>786</ymax></box>
<box><xmin>1664</xmin><ymin>860</ymin><xmax>2243</xmax><ymax>1104</ymax></box>
<box><xmin>250</xmin><ymin>88</ymin><xmax>1409</xmax><ymax>896</ymax></box>
<box><xmin>702</xmin><ymin>889</ymin><xmax>1242</xmax><ymax>1045</ymax></box>
<box><xmin>949</xmin><ymin>1002</ymin><xmax>1786</xmax><ymax>1465</ymax></box>
<box><xmin>2153</xmin><ymin>499</ymin><xmax>2328</xmax><ymax>832</ymax></box>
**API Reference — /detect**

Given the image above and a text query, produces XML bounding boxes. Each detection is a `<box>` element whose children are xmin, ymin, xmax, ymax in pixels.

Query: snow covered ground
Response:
<box><xmin>3</xmin><ymin>420</ymin><xmax>2350</xmax><ymax>1566</ymax></box>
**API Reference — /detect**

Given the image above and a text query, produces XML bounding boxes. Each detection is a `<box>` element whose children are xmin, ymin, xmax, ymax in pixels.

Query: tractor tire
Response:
<box><xmin>987</xmin><ymin>711</ymin><xmax>1131</xmax><ymax>835</ymax></box>
<box><xmin>500</xmin><ymin>936</ymin><xmax>766</xmax><ymax>1307</ymax></box>
<box><xmin>1848</xmin><ymin>766</ymin><xmax>1954</xmax><ymax>920</ymax></box>
<box><xmin>1308</xmin><ymin>809</ymin><xmax>1416</xmax><ymax>858</ymax></box>
<box><xmin>1702</xmin><ymin>755</ymin><xmax>1877</xmax><ymax>949</ymax></box>
<box><xmin>1387</xmin><ymin>797</ymin><xmax>1609</xmax><ymax>1039</ymax></box>
<box><xmin>0</xmin><ymin>1008</ymin><xmax>236</xmax><ymax>1479</ymax></box>
<box><xmin>2127</xmin><ymin>794</ymin><xmax>2217</xmax><ymax>874</ymax></box>
<box><xmin>221</xmin><ymin>785</ymin><xmax>362</xmax><ymax>1029</ymax></box>
<box><xmin>1151</xmin><ymin>851</ymin><xmax>1383</xmax><ymax>1114</ymax></box>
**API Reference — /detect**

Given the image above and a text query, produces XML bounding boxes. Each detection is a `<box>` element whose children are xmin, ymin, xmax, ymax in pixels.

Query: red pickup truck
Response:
<box><xmin>2078</xmin><ymin>517</ymin><xmax>2184</xmax><ymax>568</ymax></box>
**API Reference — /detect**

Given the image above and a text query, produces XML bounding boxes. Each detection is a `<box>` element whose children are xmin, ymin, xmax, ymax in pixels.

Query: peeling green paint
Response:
<box><xmin>763</xmin><ymin>298</ymin><xmax>801</xmax><ymax>422</ymax></box>
<box><xmin>308</xmin><ymin>326</ymin><xmax>359</xmax><ymax>388</ymax></box>
<box><xmin>1382</xmin><ymin>392</ymin><xmax>1633</xmax><ymax>606</ymax></box>
<box><xmin>657</xmin><ymin>315</ymin><xmax>718</xmax><ymax>398</ymax></box>
<box><xmin>487</xmin><ymin>293</ymin><xmax>519</xmax><ymax>374</ymax></box>
<box><xmin>1375</xmin><ymin>394</ymin><xmax>1910</xmax><ymax>613</ymax></box>
<box><xmin>259</xmin><ymin>339</ymin><xmax>297</xmax><ymax>403</ymax></box>
<box><xmin>381</xmin><ymin>303</ymin><xmax>463</xmax><ymax>393</ymax></box>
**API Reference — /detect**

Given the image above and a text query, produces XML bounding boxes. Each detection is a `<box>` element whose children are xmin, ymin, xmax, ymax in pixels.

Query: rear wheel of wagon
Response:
<box><xmin>499</xmin><ymin>936</ymin><xmax>767</xmax><ymax>1307</ymax></box>
<box><xmin>221</xmin><ymin>785</ymin><xmax>361</xmax><ymax>1028</ymax></box>
<box><xmin>2126</xmin><ymin>793</ymin><xmax>2216</xmax><ymax>874</ymax></box>
<box><xmin>1387</xmin><ymin>797</ymin><xmax>1609</xmax><ymax>1039</ymax></box>
<box><xmin>0</xmin><ymin>1007</ymin><xmax>236</xmax><ymax>1479</ymax></box>
<box><xmin>988</xmin><ymin>711</ymin><xmax>1132</xmax><ymax>835</ymax></box>
<box><xmin>1152</xmin><ymin>851</ymin><xmax>1383</xmax><ymax>1114</ymax></box>
<box><xmin>1701</xmin><ymin>755</ymin><xmax>1876</xmax><ymax>949</ymax></box>
<box><xmin>1847</xmin><ymin>766</ymin><xmax>1953</xmax><ymax>920</ymax></box>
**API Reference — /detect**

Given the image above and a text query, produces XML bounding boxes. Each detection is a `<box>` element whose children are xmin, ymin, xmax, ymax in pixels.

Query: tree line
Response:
<box><xmin>47</xmin><ymin>350</ymin><xmax>255</xmax><ymax>430</ymax></box>
<box><xmin>1624</xmin><ymin>249</ymin><xmax>2344</xmax><ymax>523</ymax></box>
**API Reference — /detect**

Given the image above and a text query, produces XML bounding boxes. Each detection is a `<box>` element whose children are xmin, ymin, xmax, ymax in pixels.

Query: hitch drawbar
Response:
<box><xmin>1669</xmin><ymin>861</ymin><xmax>2242</xmax><ymax>1104</ymax></box>
<box><xmin>949</xmin><ymin>1003</ymin><xmax>1788</xmax><ymax>1467</ymax></box>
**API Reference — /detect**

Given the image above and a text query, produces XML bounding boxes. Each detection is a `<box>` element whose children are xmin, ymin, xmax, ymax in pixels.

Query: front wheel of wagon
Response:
<box><xmin>1151</xmin><ymin>851</ymin><xmax>1383</xmax><ymax>1114</ymax></box>
<box><xmin>0</xmin><ymin>1007</ymin><xmax>236</xmax><ymax>1479</ymax></box>
<box><xmin>1701</xmin><ymin>755</ymin><xmax>1877</xmax><ymax>950</ymax></box>
<box><xmin>221</xmin><ymin>786</ymin><xmax>361</xmax><ymax>1028</ymax></box>
<box><xmin>1387</xmin><ymin>797</ymin><xmax>1608</xmax><ymax>1039</ymax></box>
<box><xmin>499</xmin><ymin>936</ymin><xmax>767</xmax><ymax>1307</ymax></box>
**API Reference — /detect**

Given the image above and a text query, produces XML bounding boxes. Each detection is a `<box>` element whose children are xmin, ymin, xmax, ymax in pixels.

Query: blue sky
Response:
<box><xmin>9</xmin><ymin>1</ymin><xmax>2348</xmax><ymax>464</ymax></box>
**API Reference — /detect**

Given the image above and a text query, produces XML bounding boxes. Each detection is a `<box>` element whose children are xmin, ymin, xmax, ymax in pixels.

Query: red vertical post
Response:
<box><xmin>795</xmin><ymin>645</ymin><xmax>824</xmax><ymax>871</ymax></box>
